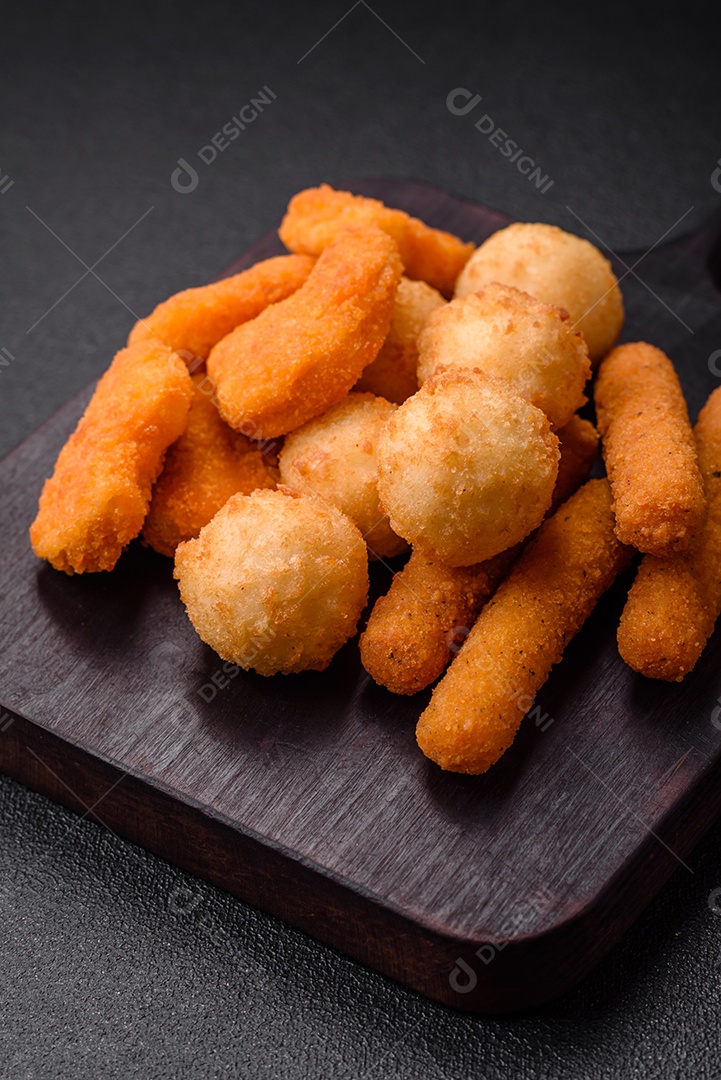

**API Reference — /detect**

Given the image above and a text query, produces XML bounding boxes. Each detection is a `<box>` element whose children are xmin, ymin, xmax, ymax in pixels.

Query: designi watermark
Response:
<box><xmin>0</xmin><ymin>167</ymin><xmax>13</xmax><ymax>195</ymax></box>
<box><xmin>171</xmin><ymin>87</ymin><xmax>277</xmax><ymax>194</ymax></box>
<box><xmin>449</xmin><ymin>885</ymin><xmax>554</xmax><ymax>993</ymax></box>
<box><xmin>711</xmin><ymin>158</ymin><xmax>721</xmax><ymax>195</ymax></box>
<box><xmin>447</xmin><ymin>88</ymin><xmax>554</xmax><ymax>194</ymax></box>
<box><xmin>0</xmin><ymin>710</ymin><xmax>15</xmax><ymax>734</ymax></box>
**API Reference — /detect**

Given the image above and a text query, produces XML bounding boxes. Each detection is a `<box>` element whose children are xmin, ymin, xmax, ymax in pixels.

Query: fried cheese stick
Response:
<box><xmin>207</xmin><ymin>227</ymin><xmax>402</xmax><ymax>439</ymax></box>
<box><xmin>30</xmin><ymin>341</ymin><xmax>194</xmax><ymax>574</ymax></box>
<box><xmin>278</xmin><ymin>184</ymin><xmax>473</xmax><ymax>298</ymax></box>
<box><xmin>595</xmin><ymin>342</ymin><xmax>705</xmax><ymax>557</ymax></box>
<box><xmin>360</xmin><ymin>415</ymin><xmax>599</xmax><ymax>695</ymax></box>
<box><xmin>416</xmin><ymin>479</ymin><xmax>632</xmax><ymax>773</ymax></box>
<box><xmin>617</xmin><ymin>385</ymin><xmax>721</xmax><ymax>681</ymax></box>
<box><xmin>128</xmin><ymin>254</ymin><xmax>315</xmax><ymax>361</ymax></box>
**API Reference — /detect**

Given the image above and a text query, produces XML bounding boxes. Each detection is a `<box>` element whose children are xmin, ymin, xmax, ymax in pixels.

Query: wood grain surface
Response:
<box><xmin>1</xmin><ymin>179</ymin><xmax>721</xmax><ymax>1012</ymax></box>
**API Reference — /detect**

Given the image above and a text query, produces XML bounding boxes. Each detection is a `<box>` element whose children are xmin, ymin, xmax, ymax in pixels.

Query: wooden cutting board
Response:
<box><xmin>2</xmin><ymin>179</ymin><xmax>721</xmax><ymax>1013</ymax></box>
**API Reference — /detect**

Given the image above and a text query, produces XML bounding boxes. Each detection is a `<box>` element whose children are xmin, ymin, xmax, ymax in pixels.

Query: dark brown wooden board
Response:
<box><xmin>2</xmin><ymin>179</ymin><xmax>721</xmax><ymax>1013</ymax></box>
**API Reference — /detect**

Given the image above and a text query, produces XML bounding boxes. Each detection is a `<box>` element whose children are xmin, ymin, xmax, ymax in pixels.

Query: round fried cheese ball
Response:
<box><xmin>376</xmin><ymin>370</ymin><xmax>560</xmax><ymax>566</ymax></box>
<box><xmin>355</xmin><ymin>277</ymin><xmax>446</xmax><ymax>404</ymax></box>
<box><xmin>454</xmin><ymin>222</ymin><xmax>623</xmax><ymax>363</ymax></box>
<box><xmin>279</xmin><ymin>393</ymin><xmax>407</xmax><ymax>559</ymax></box>
<box><xmin>174</xmin><ymin>487</ymin><xmax>369</xmax><ymax>675</ymax></box>
<box><xmin>416</xmin><ymin>283</ymin><xmax>591</xmax><ymax>430</ymax></box>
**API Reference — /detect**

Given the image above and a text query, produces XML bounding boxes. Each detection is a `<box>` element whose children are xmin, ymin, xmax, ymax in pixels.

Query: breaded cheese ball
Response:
<box><xmin>279</xmin><ymin>393</ymin><xmax>407</xmax><ymax>559</ymax></box>
<box><xmin>454</xmin><ymin>222</ymin><xmax>623</xmax><ymax>362</ymax></box>
<box><xmin>416</xmin><ymin>283</ymin><xmax>590</xmax><ymax>430</ymax></box>
<box><xmin>376</xmin><ymin>370</ymin><xmax>560</xmax><ymax>566</ymax></box>
<box><xmin>355</xmin><ymin>277</ymin><xmax>446</xmax><ymax>404</ymax></box>
<box><xmin>174</xmin><ymin>487</ymin><xmax>368</xmax><ymax>675</ymax></box>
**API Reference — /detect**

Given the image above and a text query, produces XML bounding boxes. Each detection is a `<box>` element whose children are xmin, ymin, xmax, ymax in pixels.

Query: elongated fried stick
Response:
<box><xmin>416</xmin><ymin>479</ymin><xmax>632</xmax><ymax>773</ymax></box>
<box><xmin>143</xmin><ymin>373</ymin><xmax>277</xmax><ymax>558</ymax></box>
<box><xmin>30</xmin><ymin>341</ymin><xmax>194</xmax><ymax>574</ymax></box>
<box><xmin>279</xmin><ymin>184</ymin><xmax>473</xmax><ymax>298</ymax></box>
<box><xmin>360</xmin><ymin>415</ymin><xmax>599</xmax><ymax>695</ymax></box>
<box><xmin>617</xmin><ymin>386</ymin><xmax>721</xmax><ymax>681</ymax></box>
<box><xmin>207</xmin><ymin>227</ymin><xmax>402</xmax><ymax>439</ymax></box>
<box><xmin>595</xmin><ymin>342</ymin><xmax>705</xmax><ymax>556</ymax></box>
<box><xmin>128</xmin><ymin>254</ymin><xmax>315</xmax><ymax>361</ymax></box>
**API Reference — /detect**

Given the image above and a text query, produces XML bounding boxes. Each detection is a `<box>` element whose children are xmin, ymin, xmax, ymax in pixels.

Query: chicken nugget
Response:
<box><xmin>355</xmin><ymin>277</ymin><xmax>446</xmax><ymax>404</ymax></box>
<box><xmin>454</xmin><ymin>222</ymin><xmax>623</xmax><ymax>362</ymax></box>
<box><xmin>279</xmin><ymin>184</ymin><xmax>473</xmax><ymax>297</ymax></box>
<box><xmin>278</xmin><ymin>392</ymin><xmax>406</xmax><ymax>559</ymax></box>
<box><xmin>207</xmin><ymin>227</ymin><xmax>402</xmax><ymax>439</ymax></box>
<box><xmin>30</xmin><ymin>341</ymin><xmax>194</xmax><ymax>574</ymax></box>
<box><xmin>617</xmin><ymin>386</ymin><xmax>721</xmax><ymax>681</ymax></box>
<box><xmin>416</xmin><ymin>480</ymin><xmax>632</xmax><ymax>773</ymax></box>
<box><xmin>143</xmin><ymin>373</ymin><xmax>277</xmax><ymax>558</ymax></box>
<box><xmin>360</xmin><ymin>413</ymin><xmax>599</xmax><ymax>695</ymax></box>
<box><xmin>175</xmin><ymin>487</ymin><xmax>369</xmax><ymax>675</ymax></box>
<box><xmin>595</xmin><ymin>342</ymin><xmax>706</xmax><ymax>557</ymax></box>
<box><xmin>376</xmin><ymin>369</ymin><xmax>559</xmax><ymax>566</ymax></box>
<box><xmin>128</xmin><ymin>254</ymin><xmax>315</xmax><ymax>362</ymax></box>
<box><xmin>416</xmin><ymin>283</ymin><xmax>591</xmax><ymax>429</ymax></box>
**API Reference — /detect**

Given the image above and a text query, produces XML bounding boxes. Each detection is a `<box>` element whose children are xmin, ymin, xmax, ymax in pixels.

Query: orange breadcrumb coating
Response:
<box><xmin>360</xmin><ymin>414</ymin><xmax>599</xmax><ymax>695</ymax></box>
<box><xmin>416</xmin><ymin>479</ymin><xmax>632</xmax><ymax>773</ymax></box>
<box><xmin>207</xmin><ymin>227</ymin><xmax>403</xmax><ymax>439</ymax></box>
<box><xmin>142</xmin><ymin>373</ymin><xmax>277</xmax><ymax>558</ymax></box>
<box><xmin>617</xmin><ymin>386</ymin><xmax>721</xmax><ymax>681</ymax></box>
<box><xmin>278</xmin><ymin>184</ymin><xmax>473</xmax><ymax>298</ymax></box>
<box><xmin>355</xmin><ymin>277</ymin><xmax>446</xmax><ymax>404</ymax></box>
<box><xmin>595</xmin><ymin>342</ymin><xmax>706</xmax><ymax>557</ymax></box>
<box><xmin>128</xmin><ymin>254</ymin><xmax>315</xmax><ymax>361</ymax></box>
<box><xmin>30</xmin><ymin>341</ymin><xmax>193</xmax><ymax>574</ymax></box>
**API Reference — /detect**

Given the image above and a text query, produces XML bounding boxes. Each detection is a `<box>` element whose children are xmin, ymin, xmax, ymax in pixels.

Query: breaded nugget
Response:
<box><xmin>278</xmin><ymin>392</ymin><xmax>406</xmax><ymax>559</ymax></box>
<box><xmin>416</xmin><ymin>480</ymin><xmax>632</xmax><ymax>773</ymax></box>
<box><xmin>360</xmin><ymin>413</ymin><xmax>599</xmax><ymax>695</ymax></box>
<box><xmin>143</xmin><ymin>373</ymin><xmax>277</xmax><ymax>558</ymax></box>
<box><xmin>175</xmin><ymin>487</ymin><xmax>369</xmax><ymax>675</ymax></box>
<box><xmin>376</xmin><ymin>369</ymin><xmax>559</xmax><ymax>566</ymax></box>
<box><xmin>30</xmin><ymin>341</ymin><xmax>193</xmax><ymax>574</ymax></box>
<box><xmin>207</xmin><ymin>227</ymin><xmax>402</xmax><ymax>439</ymax></box>
<box><xmin>355</xmin><ymin>277</ymin><xmax>446</xmax><ymax>404</ymax></box>
<box><xmin>416</xmin><ymin>283</ymin><xmax>591</xmax><ymax>429</ymax></box>
<box><xmin>454</xmin><ymin>222</ymin><xmax>623</xmax><ymax>362</ymax></box>
<box><xmin>617</xmin><ymin>386</ymin><xmax>721</xmax><ymax>681</ymax></box>
<box><xmin>128</xmin><ymin>254</ymin><xmax>315</xmax><ymax>362</ymax></box>
<box><xmin>595</xmin><ymin>342</ymin><xmax>706</xmax><ymax>557</ymax></box>
<box><xmin>279</xmin><ymin>184</ymin><xmax>473</xmax><ymax>297</ymax></box>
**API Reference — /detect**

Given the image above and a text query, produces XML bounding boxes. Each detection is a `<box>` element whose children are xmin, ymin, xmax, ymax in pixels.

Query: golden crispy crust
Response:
<box><xmin>416</xmin><ymin>282</ymin><xmax>591</xmax><ymax>430</ymax></box>
<box><xmin>143</xmin><ymin>373</ymin><xmax>277</xmax><ymax>558</ymax></box>
<box><xmin>207</xmin><ymin>227</ymin><xmax>403</xmax><ymax>439</ymax></box>
<box><xmin>128</xmin><ymin>254</ymin><xmax>315</xmax><ymax>361</ymax></box>
<box><xmin>454</xmin><ymin>221</ymin><xmax>624</xmax><ymax>362</ymax></box>
<box><xmin>595</xmin><ymin>342</ymin><xmax>706</xmax><ymax>556</ymax></box>
<box><xmin>278</xmin><ymin>392</ymin><xmax>406</xmax><ymax>559</ymax></box>
<box><xmin>29</xmin><ymin>342</ymin><xmax>194</xmax><ymax>574</ymax></box>
<box><xmin>617</xmin><ymin>386</ymin><xmax>721</xmax><ymax>680</ymax></box>
<box><xmin>360</xmin><ymin>413</ymin><xmax>599</xmax><ymax>695</ymax></box>
<box><xmin>376</xmin><ymin>369</ymin><xmax>559</xmax><ymax>566</ymax></box>
<box><xmin>355</xmin><ymin>277</ymin><xmax>445</xmax><ymax>404</ymax></box>
<box><xmin>416</xmin><ymin>480</ymin><xmax>632</xmax><ymax>773</ymax></box>
<box><xmin>279</xmin><ymin>184</ymin><xmax>473</xmax><ymax>297</ymax></box>
<box><xmin>174</xmin><ymin>487</ymin><xmax>369</xmax><ymax>675</ymax></box>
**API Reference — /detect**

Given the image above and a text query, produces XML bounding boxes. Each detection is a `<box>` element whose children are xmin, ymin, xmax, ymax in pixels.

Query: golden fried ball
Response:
<box><xmin>416</xmin><ymin>282</ymin><xmax>591</xmax><ymax>429</ymax></box>
<box><xmin>174</xmin><ymin>487</ymin><xmax>368</xmax><ymax>675</ymax></box>
<box><xmin>355</xmin><ymin>277</ymin><xmax>446</xmax><ymax>404</ymax></box>
<box><xmin>454</xmin><ymin>222</ymin><xmax>623</xmax><ymax>362</ymax></box>
<box><xmin>279</xmin><ymin>392</ymin><xmax>407</xmax><ymax>559</ymax></box>
<box><xmin>376</xmin><ymin>369</ymin><xmax>559</xmax><ymax>566</ymax></box>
